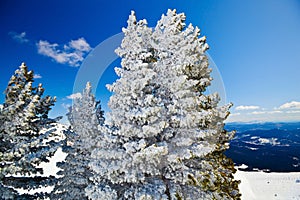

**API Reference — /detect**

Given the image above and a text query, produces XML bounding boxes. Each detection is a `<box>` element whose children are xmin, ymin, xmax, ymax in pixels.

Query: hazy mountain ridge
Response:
<box><xmin>225</xmin><ymin>122</ymin><xmax>300</xmax><ymax>172</ymax></box>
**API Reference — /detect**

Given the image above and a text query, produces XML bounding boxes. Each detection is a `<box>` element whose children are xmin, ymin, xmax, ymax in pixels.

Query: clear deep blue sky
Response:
<box><xmin>1</xmin><ymin>0</ymin><xmax>300</xmax><ymax>123</ymax></box>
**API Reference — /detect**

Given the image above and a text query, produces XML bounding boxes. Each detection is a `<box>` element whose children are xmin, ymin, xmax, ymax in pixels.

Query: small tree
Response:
<box><xmin>51</xmin><ymin>82</ymin><xmax>104</xmax><ymax>199</ymax></box>
<box><xmin>0</xmin><ymin>63</ymin><xmax>61</xmax><ymax>199</ymax></box>
<box><xmin>88</xmin><ymin>9</ymin><xmax>240</xmax><ymax>200</ymax></box>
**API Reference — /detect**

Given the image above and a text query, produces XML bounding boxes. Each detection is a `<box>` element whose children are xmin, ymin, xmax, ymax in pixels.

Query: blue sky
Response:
<box><xmin>1</xmin><ymin>0</ymin><xmax>300</xmax><ymax>123</ymax></box>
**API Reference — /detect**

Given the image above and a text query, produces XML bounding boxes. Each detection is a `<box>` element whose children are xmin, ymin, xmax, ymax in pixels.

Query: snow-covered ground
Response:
<box><xmin>39</xmin><ymin>151</ymin><xmax>300</xmax><ymax>200</ymax></box>
<box><xmin>18</xmin><ymin>148</ymin><xmax>67</xmax><ymax>196</ymax></box>
<box><xmin>21</xmin><ymin>151</ymin><xmax>300</xmax><ymax>199</ymax></box>
<box><xmin>18</xmin><ymin>124</ymin><xmax>300</xmax><ymax>199</ymax></box>
<box><xmin>17</xmin><ymin>124</ymin><xmax>67</xmax><ymax>196</ymax></box>
<box><xmin>235</xmin><ymin>167</ymin><xmax>300</xmax><ymax>200</ymax></box>
<box><xmin>43</xmin><ymin>149</ymin><xmax>300</xmax><ymax>200</ymax></box>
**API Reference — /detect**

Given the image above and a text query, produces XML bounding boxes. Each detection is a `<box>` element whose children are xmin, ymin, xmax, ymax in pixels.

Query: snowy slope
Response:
<box><xmin>43</xmin><ymin>149</ymin><xmax>300</xmax><ymax>200</ymax></box>
<box><xmin>20</xmin><ymin>123</ymin><xmax>300</xmax><ymax>199</ymax></box>
<box><xmin>17</xmin><ymin>123</ymin><xmax>67</xmax><ymax>196</ymax></box>
<box><xmin>38</xmin><ymin>123</ymin><xmax>67</xmax><ymax>176</ymax></box>
<box><xmin>235</xmin><ymin>169</ymin><xmax>300</xmax><ymax>200</ymax></box>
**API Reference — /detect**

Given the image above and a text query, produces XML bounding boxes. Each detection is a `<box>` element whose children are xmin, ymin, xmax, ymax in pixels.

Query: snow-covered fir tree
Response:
<box><xmin>87</xmin><ymin>9</ymin><xmax>240</xmax><ymax>200</ymax></box>
<box><xmin>51</xmin><ymin>82</ymin><xmax>104</xmax><ymax>200</ymax></box>
<box><xmin>0</xmin><ymin>63</ymin><xmax>62</xmax><ymax>199</ymax></box>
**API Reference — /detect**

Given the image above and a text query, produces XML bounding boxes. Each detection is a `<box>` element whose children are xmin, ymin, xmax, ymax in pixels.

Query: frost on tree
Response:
<box><xmin>88</xmin><ymin>10</ymin><xmax>240</xmax><ymax>199</ymax></box>
<box><xmin>52</xmin><ymin>82</ymin><xmax>104</xmax><ymax>200</ymax></box>
<box><xmin>0</xmin><ymin>63</ymin><xmax>61</xmax><ymax>199</ymax></box>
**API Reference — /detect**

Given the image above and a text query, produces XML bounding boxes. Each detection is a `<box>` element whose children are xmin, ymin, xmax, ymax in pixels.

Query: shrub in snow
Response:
<box><xmin>51</xmin><ymin>82</ymin><xmax>105</xmax><ymax>200</ymax></box>
<box><xmin>0</xmin><ymin>63</ymin><xmax>61</xmax><ymax>199</ymax></box>
<box><xmin>87</xmin><ymin>9</ymin><xmax>240</xmax><ymax>200</ymax></box>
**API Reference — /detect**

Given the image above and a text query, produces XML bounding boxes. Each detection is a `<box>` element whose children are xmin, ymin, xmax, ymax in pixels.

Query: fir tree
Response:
<box><xmin>88</xmin><ymin>10</ymin><xmax>240</xmax><ymax>200</ymax></box>
<box><xmin>0</xmin><ymin>63</ymin><xmax>61</xmax><ymax>199</ymax></box>
<box><xmin>52</xmin><ymin>82</ymin><xmax>104</xmax><ymax>199</ymax></box>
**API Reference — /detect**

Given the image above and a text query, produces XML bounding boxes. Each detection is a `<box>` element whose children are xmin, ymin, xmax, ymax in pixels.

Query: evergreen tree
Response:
<box><xmin>88</xmin><ymin>9</ymin><xmax>240</xmax><ymax>200</ymax></box>
<box><xmin>52</xmin><ymin>82</ymin><xmax>104</xmax><ymax>199</ymax></box>
<box><xmin>0</xmin><ymin>63</ymin><xmax>61</xmax><ymax>199</ymax></box>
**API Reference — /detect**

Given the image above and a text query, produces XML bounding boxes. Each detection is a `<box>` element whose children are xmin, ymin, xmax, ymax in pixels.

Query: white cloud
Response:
<box><xmin>268</xmin><ymin>110</ymin><xmax>283</xmax><ymax>114</ymax></box>
<box><xmin>67</xmin><ymin>93</ymin><xmax>82</xmax><ymax>99</ymax></box>
<box><xmin>230</xmin><ymin>113</ymin><xmax>241</xmax><ymax>116</ymax></box>
<box><xmin>33</xmin><ymin>74</ymin><xmax>42</xmax><ymax>79</ymax></box>
<box><xmin>250</xmin><ymin>111</ymin><xmax>266</xmax><ymax>115</ymax></box>
<box><xmin>69</xmin><ymin>38</ymin><xmax>92</xmax><ymax>52</ymax></box>
<box><xmin>37</xmin><ymin>38</ymin><xmax>92</xmax><ymax>67</ymax></box>
<box><xmin>286</xmin><ymin>110</ymin><xmax>300</xmax><ymax>114</ymax></box>
<box><xmin>61</xmin><ymin>103</ymin><xmax>71</xmax><ymax>110</ymax></box>
<box><xmin>250</xmin><ymin>110</ymin><xmax>284</xmax><ymax>115</ymax></box>
<box><xmin>278</xmin><ymin>101</ymin><xmax>300</xmax><ymax>110</ymax></box>
<box><xmin>9</xmin><ymin>31</ymin><xmax>29</xmax><ymax>43</ymax></box>
<box><xmin>227</xmin><ymin>102</ymin><xmax>300</xmax><ymax>123</ymax></box>
<box><xmin>235</xmin><ymin>105</ymin><xmax>260</xmax><ymax>111</ymax></box>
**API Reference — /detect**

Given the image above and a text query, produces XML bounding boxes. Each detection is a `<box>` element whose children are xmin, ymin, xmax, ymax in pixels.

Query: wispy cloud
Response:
<box><xmin>61</xmin><ymin>103</ymin><xmax>71</xmax><ymax>110</ymax></box>
<box><xmin>230</xmin><ymin>112</ymin><xmax>241</xmax><ymax>116</ymax></box>
<box><xmin>277</xmin><ymin>101</ymin><xmax>300</xmax><ymax>110</ymax></box>
<box><xmin>37</xmin><ymin>38</ymin><xmax>92</xmax><ymax>67</ymax></box>
<box><xmin>268</xmin><ymin>110</ymin><xmax>283</xmax><ymax>114</ymax></box>
<box><xmin>33</xmin><ymin>74</ymin><xmax>42</xmax><ymax>79</ymax></box>
<box><xmin>68</xmin><ymin>38</ymin><xmax>92</xmax><ymax>52</ymax></box>
<box><xmin>286</xmin><ymin>110</ymin><xmax>300</xmax><ymax>114</ymax></box>
<box><xmin>228</xmin><ymin>101</ymin><xmax>300</xmax><ymax>122</ymax></box>
<box><xmin>67</xmin><ymin>93</ymin><xmax>82</xmax><ymax>99</ymax></box>
<box><xmin>9</xmin><ymin>31</ymin><xmax>29</xmax><ymax>43</ymax></box>
<box><xmin>8</xmin><ymin>32</ymin><xmax>91</xmax><ymax>67</ymax></box>
<box><xmin>235</xmin><ymin>105</ymin><xmax>260</xmax><ymax>111</ymax></box>
<box><xmin>249</xmin><ymin>111</ymin><xmax>266</xmax><ymax>115</ymax></box>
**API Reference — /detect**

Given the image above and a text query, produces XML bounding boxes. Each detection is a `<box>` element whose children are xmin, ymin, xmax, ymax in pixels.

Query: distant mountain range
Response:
<box><xmin>225</xmin><ymin>122</ymin><xmax>300</xmax><ymax>172</ymax></box>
